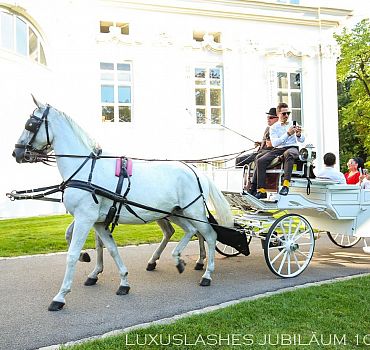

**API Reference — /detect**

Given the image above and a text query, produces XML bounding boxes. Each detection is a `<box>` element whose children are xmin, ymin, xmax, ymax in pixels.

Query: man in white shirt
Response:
<box><xmin>315</xmin><ymin>152</ymin><xmax>346</xmax><ymax>183</ymax></box>
<box><xmin>254</xmin><ymin>103</ymin><xmax>305</xmax><ymax>198</ymax></box>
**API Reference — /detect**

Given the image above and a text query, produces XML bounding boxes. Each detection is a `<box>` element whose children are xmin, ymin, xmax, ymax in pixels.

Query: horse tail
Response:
<box><xmin>207</xmin><ymin>177</ymin><xmax>234</xmax><ymax>227</ymax></box>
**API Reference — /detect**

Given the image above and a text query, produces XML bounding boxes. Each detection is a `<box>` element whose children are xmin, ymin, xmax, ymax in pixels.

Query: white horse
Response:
<box><xmin>13</xmin><ymin>97</ymin><xmax>233</xmax><ymax>311</ymax></box>
<box><xmin>65</xmin><ymin>219</ymin><xmax>207</xmax><ymax>276</ymax></box>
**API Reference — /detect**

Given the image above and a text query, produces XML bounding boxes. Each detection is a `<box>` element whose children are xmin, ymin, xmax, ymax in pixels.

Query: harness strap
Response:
<box><xmin>64</xmin><ymin>180</ymin><xmax>228</xmax><ymax>229</ymax></box>
<box><xmin>60</xmin><ymin>153</ymin><xmax>96</xmax><ymax>190</ymax></box>
<box><xmin>44</xmin><ymin>105</ymin><xmax>51</xmax><ymax>146</ymax></box>
<box><xmin>8</xmin><ymin>184</ymin><xmax>60</xmax><ymax>195</ymax></box>
<box><xmin>182</xmin><ymin>194</ymin><xmax>202</xmax><ymax>210</ymax></box>
<box><xmin>88</xmin><ymin>149</ymin><xmax>101</xmax><ymax>183</ymax></box>
<box><xmin>114</xmin><ymin>159</ymin><xmax>133</xmax><ymax>227</ymax></box>
<box><xmin>306</xmin><ymin>177</ymin><xmax>312</xmax><ymax>195</ymax></box>
<box><xmin>7</xmin><ymin>186</ymin><xmax>61</xmax><ymax>202</ymax></box>
<box><xmin>124</xmin><ymin>204</ymin><xmax>148</xmax><ymax>223</ymax></box>
<box><xmin>104</xmin><ymin>157</ymin><xmax>134</xmax><ymax>231</ymax></box>
<box><xmin>181</xmin><ymin>162</ymin><xmax>217</xmax><ymax>219</ymax></box>
<box><xmin>181</xmin><ymin>162</ymin><xmax>204</xmax><ymax>194</ymax></box>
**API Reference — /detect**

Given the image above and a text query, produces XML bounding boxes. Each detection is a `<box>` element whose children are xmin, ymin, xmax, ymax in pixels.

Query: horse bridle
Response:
<box><xmin>15</xmin><ymin>105</ymin><xmax>51</xmax><ymax>162</ymax></box>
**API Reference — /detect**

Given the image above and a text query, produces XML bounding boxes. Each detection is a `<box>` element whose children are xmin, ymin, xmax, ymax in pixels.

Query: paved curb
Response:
<box><xmin>38</xmin><ymin>272</ymin><xmax>370</xmax><ymax>350</ymax></box>
<box><xmin>0</xmin><ymin>243</ymin><xmax>157</xmax><ymax>261</ymax></box>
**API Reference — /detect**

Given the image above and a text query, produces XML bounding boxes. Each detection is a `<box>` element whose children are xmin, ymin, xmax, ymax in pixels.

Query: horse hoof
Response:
<box><xmin>199</xmin><ymin>278</ymin><xmax>211</xmax><ymax>287</ymax></box>
<box><xmin>194</xmin><ymin>263</ymin><xmax>204</xmax><ymax>271</ymax></box>
<box><xmin>146</xmin><ymin>262</ymin><xmax>157</xmax><ymax>271</ymax></box>
<box><xmin>48</xmin><ymin>301</ymin><xmax>65</xmax><ymax>311</ymax></box>
<box><xmin>79</xmin><ymin>252</ymin><xmax>91</xmax><ymax>263</ymax></box>
<box><xmin>176</xmin><ymin>260</ymin><xmax>186</xmax><ymax>274</ymax></box>
<box><xmin>84</xmin><ymin>277</ymin><xmax>98</xmax><ymax>286</ymax></box>
<box><xmin>116</xmin><ymin>285</ymin><xmax>130</xmax><ymax>295</ymax></box>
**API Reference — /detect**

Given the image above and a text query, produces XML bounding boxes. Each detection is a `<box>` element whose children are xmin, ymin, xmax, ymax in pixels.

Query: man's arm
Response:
<box><xmin>259</xmin><ymin>126</ymin><xmax>270</xmax><ymax>149</ymax></box>
<box><xmin>270</xmin><ymin>124</ymin><xmax>289</xmax><ymax>147</ymax></box>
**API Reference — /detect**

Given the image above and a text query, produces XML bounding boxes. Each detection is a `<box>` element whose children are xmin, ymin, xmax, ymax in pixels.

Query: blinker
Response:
<box><xmin>25</xmin><ymin>116</ymin><xmax>42</xmax><ymax>133</ymax></box>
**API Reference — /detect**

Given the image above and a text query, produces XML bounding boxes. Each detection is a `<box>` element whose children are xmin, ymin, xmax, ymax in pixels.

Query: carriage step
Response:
<box><xmin>241</xmin><ymin>192</ymin><xmax>279</xmax><ymax>210</ymax></box>
<box><xmin>222</xmin><ymin>191</ymin><xmax>278</xmax><ymax>211</ymax></box>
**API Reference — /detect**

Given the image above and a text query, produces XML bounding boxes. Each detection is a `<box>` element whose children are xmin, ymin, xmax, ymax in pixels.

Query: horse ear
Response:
<box><xmin>31</xmin><ymin>94</ymin><xmax>43</xmax><ymax>108</ymax></box>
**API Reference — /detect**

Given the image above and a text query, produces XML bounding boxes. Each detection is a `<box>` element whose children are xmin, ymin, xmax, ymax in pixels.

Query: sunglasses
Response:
<box><xmin>280</xmin><ymin>111</ymin><xmax>291</xmax><ymax>116</ymax></box>
<box><xmin>268</xmin><ymin>116</ymin><xmax>278</xmax><ymax>119</ymax></box>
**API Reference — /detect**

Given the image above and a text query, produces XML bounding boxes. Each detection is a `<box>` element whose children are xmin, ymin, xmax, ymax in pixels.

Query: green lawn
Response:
<box><xmin>0</xmin><ymin>214</ymin><xmax>185</xmax><ymax>257</ymax></box>
<box><xmin>65</xmin><ymin>275</ymin><xmax>370</xmax><ymax>350</ymax></box>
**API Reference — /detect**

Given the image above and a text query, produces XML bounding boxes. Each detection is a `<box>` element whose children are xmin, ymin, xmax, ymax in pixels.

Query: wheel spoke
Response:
<box><xmin>277</xmin><ymin>251</ymin><xmax>288</xmax><ymax>274</ymax></box>
<box><xmin>278</xmin><ymin>222</ymin><xmax>288</xmax><ymax>237</ymax></box>
<box><xmin>264</xmin><ymin>214</ymin><xmax>314</xmax><ymax>278</ymax></box>
<box><xmin>295</xmin><ymin>249</ymin><xmax>309</xmax><ymax>258</ymax></box>
<box><xmin>270</xmin><ymin>232</ymin><xmax>286</xmax><ymax>244</ymax></box>
<box><xmin>291</xmin><ymin>221</ymin><xmax>302</xmax><ymax>240</ymax></box>
<box><xmin>269</xmin><ymin>245</ymin><xmax>285</xmax><ymax>250</ymax></box>
<box><xmin>270</xmin><ymin>248</ymin><xmax>286</xmax><ymax>264</ymax></box>
<box><xmin>292</xmin><ymin>251</ymin><xmax>302</xmax><ymax>269</ymax></box>
<box><xmin>293</xmin><ymin>229</ymin><xmax>310</xmax><ymax>242</ymax></box>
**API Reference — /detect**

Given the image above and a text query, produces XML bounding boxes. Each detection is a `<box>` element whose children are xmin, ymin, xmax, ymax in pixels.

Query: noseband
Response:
<box><xmin>15</xmin><ymin>105</ymin><xmax>51</xmax><ymax>161</ymax></box>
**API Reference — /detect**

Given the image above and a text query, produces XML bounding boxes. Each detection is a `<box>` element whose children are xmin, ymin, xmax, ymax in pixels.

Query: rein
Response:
<box><xmin>10</xmin><ymin>104</ymin><xmax>251</xmax><ymax>233</ymax></box>
<box><xmin>7</xmin><ymin>154</ymin><xmax>234</xmax><ymax>232</ymax></box>
<box><xmin>28</xmin><ymin>149</ymin><xmax>251</xmax><ymax>164</ymax></box>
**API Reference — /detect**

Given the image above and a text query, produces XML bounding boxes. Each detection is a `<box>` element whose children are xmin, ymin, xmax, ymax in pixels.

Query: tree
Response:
<box><xmin>334</xmin><ymin>19</ymin><xmax>370</xmax><ymax>171</ymax></box>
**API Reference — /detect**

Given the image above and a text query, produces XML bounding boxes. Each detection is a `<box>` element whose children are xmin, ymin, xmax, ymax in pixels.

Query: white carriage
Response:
<box><xmin>219</xmin><ymin>147</ymin><xmax>369</xmax><ymax>278</ymax></box>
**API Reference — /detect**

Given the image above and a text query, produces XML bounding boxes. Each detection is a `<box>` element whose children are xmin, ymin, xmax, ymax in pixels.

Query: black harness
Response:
<box><xmin>15</xmin><ymin>106</ymin><xmax>52</xmax><ymax>162</ymax></box>
<box><xmin>8</xmin><ymin>106</ymin><xmax>250</xmax><ymax>255</ymax></box>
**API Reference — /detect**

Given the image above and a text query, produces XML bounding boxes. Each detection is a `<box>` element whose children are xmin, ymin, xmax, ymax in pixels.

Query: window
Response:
<box><xmin>100</xmin><ymin>21</ymin><xmax>129</xmax><ymax>35</ymax></box>
<box><xmin>100</xmin><ymin>62</ymin><xmax>132</xmax><ymax>123</ymax></box>
<box><xmin>0</xmin><ymin>9</ymin><xmax>47</xmax><ymax>65</ymax></box>
<box><xmin>277</xmin><ymin>71</ymin><xmax>302</xmax><ymax>124</ymax></box>
<box><xmin>194</xmin><ymin>66</ymin><xmax>223</xmax><ymax>125</ymax></box>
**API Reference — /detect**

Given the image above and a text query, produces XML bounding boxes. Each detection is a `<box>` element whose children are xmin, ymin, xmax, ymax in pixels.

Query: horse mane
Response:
<box><xmin>54</xmin><ymin>108</ymin><xmax>100</xmax><ymax>153</ymax></box>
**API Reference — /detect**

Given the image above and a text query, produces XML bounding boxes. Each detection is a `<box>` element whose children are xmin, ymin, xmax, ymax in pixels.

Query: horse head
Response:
<box><xmin>12</xmin><ymin>95</ymin><xmax>54</xmax><ymax>163</ymax></box>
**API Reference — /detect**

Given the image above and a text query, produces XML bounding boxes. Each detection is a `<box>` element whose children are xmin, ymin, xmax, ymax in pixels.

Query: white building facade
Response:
<box><xmin>0</xmin><ymin>0</ymin><xmax>352</xmax><ymax>218</ymax></box>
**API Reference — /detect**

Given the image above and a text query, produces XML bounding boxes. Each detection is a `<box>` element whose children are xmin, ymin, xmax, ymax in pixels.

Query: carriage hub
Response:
<box><xmin>287</xmin><ymin>241</ymin><xmax>299</xmax><ymax>252</ymax></box>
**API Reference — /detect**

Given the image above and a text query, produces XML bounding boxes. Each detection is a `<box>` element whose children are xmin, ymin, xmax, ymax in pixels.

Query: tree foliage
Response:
<box><xmin>334</xmin><ymin>19</ymin><xmax>370</xmax><ymax>170</ymax></box>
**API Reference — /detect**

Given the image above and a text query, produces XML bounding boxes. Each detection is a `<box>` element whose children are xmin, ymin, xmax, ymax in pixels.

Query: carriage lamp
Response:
<box><xmin>299</xmin><ymin>144</ymin><xmax>316</xmax><ymax>163</ymax></box>
<box><xmin>299</xmin><ymin>148</ymin><xmax>309</xmax><ymax>161</ymax></box>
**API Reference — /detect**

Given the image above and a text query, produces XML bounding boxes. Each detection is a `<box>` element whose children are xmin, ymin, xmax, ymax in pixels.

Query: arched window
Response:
<box><xmin>0</xmin><ymin>9</ymin><xmax>47</xmax><ymax>65</ymax></box>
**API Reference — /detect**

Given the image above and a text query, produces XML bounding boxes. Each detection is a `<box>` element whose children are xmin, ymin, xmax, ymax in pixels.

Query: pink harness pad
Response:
<box><xmin>115</xmin><ymin>158</ymin><xmax>133</xmax><ymax>177</ymax></box>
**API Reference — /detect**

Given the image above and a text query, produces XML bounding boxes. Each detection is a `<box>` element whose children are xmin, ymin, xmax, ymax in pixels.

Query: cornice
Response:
<box><xmin>101</xmin><ymin>0</ymin><xmax>352</xmax><ymax>28</ymax></box>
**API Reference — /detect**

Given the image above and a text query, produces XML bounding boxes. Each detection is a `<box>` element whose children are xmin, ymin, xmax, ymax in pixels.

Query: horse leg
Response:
<box><xmin>65</xmin><ymin>220</ymin><xmax>91</xmax><ymax>263</ymax></box>
<box><xmin>194</xmin><ymin>233</ymin><xmax>206</xmax><ymax>271</ymax></box>
<box><xmin>84</xmin><ymin>232</ymin><xmax>104</xmax><ymax>286</ymax></box>
<box><xmin>190</xmin><ymin>222</ymin><xmax>217</xmax><ymax>286</ymax></box>
<box><xmin>146</xmin><ymin>219</ymin><xmax>175</xmax><ymax>271</ymax></box>
<box><xmin>93</xmin><ymin>223</ymin><xmax>130</xmax><ymax>296</ymax></box>
<box><xmin>49</xmin><ymin>219</ymin><xmax>93</xmax><ymax>311</ymax></box>
<box><xmin>167</xmin><ymin>217</ymin><xmax>198</xmax><ymax>274</ymax></box>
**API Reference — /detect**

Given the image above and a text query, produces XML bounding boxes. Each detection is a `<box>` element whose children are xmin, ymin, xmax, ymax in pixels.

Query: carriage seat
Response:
<box><xmin>243</xmin><ymin>156</ymin><xmax>307</xmax><ymax>193</ymax></box>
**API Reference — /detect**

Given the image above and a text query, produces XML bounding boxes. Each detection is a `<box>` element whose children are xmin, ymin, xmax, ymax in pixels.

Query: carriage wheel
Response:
<box><xmin>264</xmin><ymin>214</ymin><xmax>315</xmax><ymax>278</ymax></box>
<box><xmin>327</xmin><ymin>232</ymin><xmax>362</xmax><ymax>248</ymax></box>
<box><xmin>216</xmin><ymin>236</ymin><xmax>252</xmax><ymax>257</ymax></box>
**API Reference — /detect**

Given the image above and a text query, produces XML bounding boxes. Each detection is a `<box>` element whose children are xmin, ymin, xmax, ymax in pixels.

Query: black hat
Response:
<box><xmin>266</xmin><ymin>107</ymin><xmax>277</xmax><ymax>116</ymax></box>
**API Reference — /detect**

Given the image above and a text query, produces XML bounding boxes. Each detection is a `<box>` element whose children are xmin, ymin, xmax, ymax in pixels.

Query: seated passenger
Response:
<box><xmin>315</xmin><ymin>152</ymin><xmax>346</xmax><ymax>183</ymax></box>
<box><xmin>254</xmin><ymin>102</ymin><xmax>305</xmax><ymax>198</ymax></box>
<box><xmin>344</xmin><ymin>158</ymin><xmax>360</xmax><ymax>184</ymax></box>
<box><xmin>236</xmin><ymin>107</ymin><xmax>278</xmax><ymax>169</ymax></box>
<box><xmin>358</xmin><ymin>170</ymin><xmax>370</xmax><ymax>189</ymax></box>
